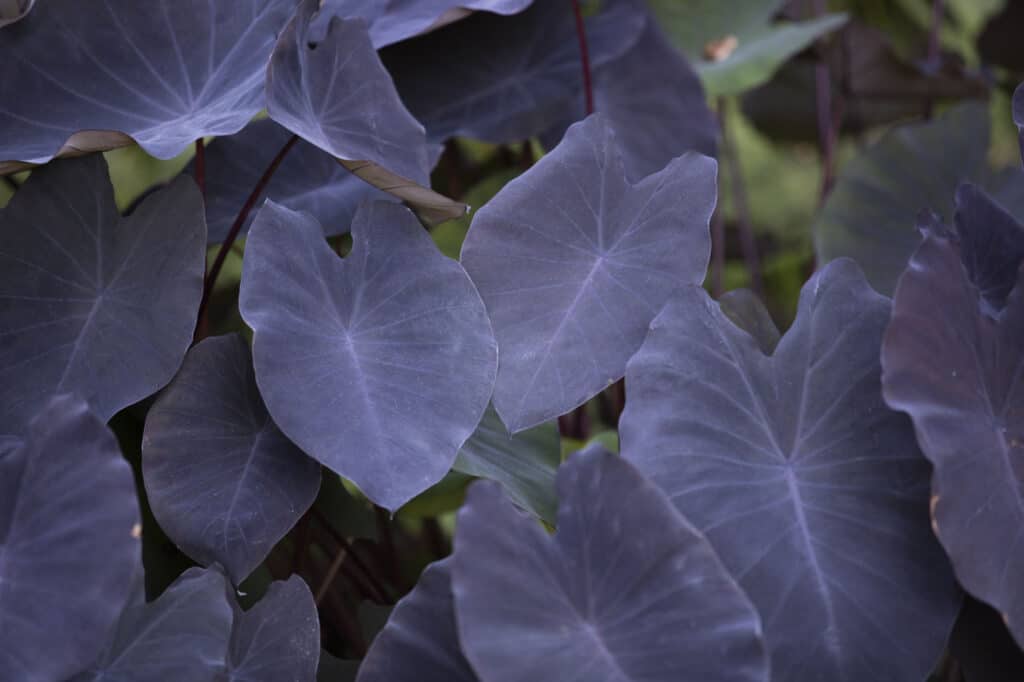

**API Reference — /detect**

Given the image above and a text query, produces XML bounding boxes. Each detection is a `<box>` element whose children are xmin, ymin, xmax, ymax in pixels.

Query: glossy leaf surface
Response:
<box><xmin>816</xmin><ymin>102</ymin><xmax>1024</xmax><ymax>295</ymax></box>
<box><xmin>453</xmin><ymin>445</ymin><xmax>768</xmax><ymax>682</ymax></box>
<box><xmin>227</xmin><ymin>575</ymin><xmax>320</xmax><ymax>681</ymax></box>
<box><xmin>620</xmin><ymin>259</ymin><xmax>961</xmax><ymax>681</ymax></box>
<box><xmin>356</xmin><ymin>559</ymin><xmax>476</xmax><ymax>682</ymax></box>
<box><xmin>382</xmin><ymin>0</ymin><xmax>644</xmax><ymax>145</ymax></box>
<box><xmin>882</xmin><ymin>193</ymin><xmax>1024</xmax><ymax>646</ymax></box>
<box><xmin>267</xmin><ymin>0</ymin><xmax>463</xmax><ymax>224</ymax></box>
<box><xmin>649</xmin><ymin>0</ymin><xmax>847</xmax><ymax>96</ymax></box>
<box><xmin>0</xmin><ymin>155</ymin><xmax>205</xmax><ymax>437</ymax></box>
<box><xmin>75</xmin><ymin>567</ymin><xmax>233</xmax><ymax>682</ymax></box>
<box><xmin>453</xmin><ymin>403</ymin><xmax>560</xmax><ymax>523</ymax></box>
<box><xmin>0</xmin><ymin>0</ymin><xmax>298</xmax><ymax>167</ymax></box>
<box><xmin>142</xmin><ymin>334</ymin><xmax>321</xmax><ymax>584</ymax></box>
<box><xmin>0</xmin><ymin>395</ymin><xmax>140</xmax><ymax>682</ymax></box>
<box><xmin>240</xmin><ymin>200</ymin><xmax>496</xmax><ymax>510</ymax></box>
<box><xmin>461</xmin><ymin>114</ymin><xmax>716</xmax><ymax>432</ymax></box>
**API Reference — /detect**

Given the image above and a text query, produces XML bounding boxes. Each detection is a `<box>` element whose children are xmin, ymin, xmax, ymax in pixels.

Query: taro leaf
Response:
<box><xmin>453</xmin><ymin>403</ymin><xmax>560</xmax><ymax>523</ymax></box>
<box><xmin>0</xmin><ymin>155</ymin><xmax>205</xmax><ymax>438</ymax></box>
<box><xmin>953</xmin><ymin>184</ymin><xmax>1024</xmax><ymax>316</ymax></box>
<box><xmin>816</xmin><ymin>101</ymin><xmax>1024</xmax><ymax>295</ymax></box>
<box><xmin>1014</xmin><ymin>82</ymin><xmax>1024</xmax><ymax>165</ymax></box>
<box><xmin>239</xmin><ymin>200</ymin><xmax>497</xmax><ymax>511</ymax></box>
<box><xmin>381</xmin><ymin>0</ymin><xmax>645</xmax><ymax>145</ymax></box>
<box><xmin>881</xmin><ymin>222</ymin><xmax>1024</xmax><ymax>646</ymax></box>
<box><xmin>0</xmin><ymin>0</ymin><xmax>33</xmax><ymax>28</ymax></box>
<box><xmin>452</xmin><ymin>445</ymin><xmax>769</xmax><ymax>682</ymax></box>
<box><xmin>0</xmin><ymin>395</ymin><xmax>140</xmax><ymax>682</ymax></box>
<box><xmin>356</xmin><ymin>559</ymin><xmax>477</xmax><ymax>682</ymax></box>
<box><xmin>460</xmin><ymin>114</ymin><xmax>716</xmax><ymax>432</ymax></box>
<box><xmin>267</xmin><ymin>0</ymin><xmax>464</xmax><ymax>225</ymax></box>
<box><xmin>648</xmin><ymin>0</ymin><xmax>847</xmax><ymax>96</ymax></box>
<box><xmin>320</xmin><ymin>0</ymin><xmax>534</xmax><ymax>47</ymax></box>
<box><xmin>620</xmin><ymin>259</ymin><xmax>961</xmax><ymax>681</ymax></box>
<box><xmin>0</xmin><ymin>0</ymin><xmax>298</xmax><ymax>170</ymax></box>
<box><xmin>74</xmin><ymin>566</ymin><xmax>234</xmax><ymax>682</ymax></box>
<box><xmin>142</xmin><ymin>334</ymin><xmax>321</xmax><ymax>585</ymax></box>
<box><xmin>227</xmin><ymin>575</ymin><xmax>320</xmax><ymax>681</ymax></box>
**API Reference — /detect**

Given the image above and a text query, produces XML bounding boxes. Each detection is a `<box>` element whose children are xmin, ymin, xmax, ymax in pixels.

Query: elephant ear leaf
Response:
<box><xmin>451</xmin><ymin>445</ymin><xmax>769</xmax><ymax>682</ymax></box>
<box><xmin>142</xmin><ymin>334</ymin><xmax>321</xmax><ymax>585</ymax></box>
<box><xmin>240</xmin><ymin>200</ymin><xmax>497</xmax><ymax>511</ymax></box>
<box><xmin>621</xmin><ymin>259</ymin><xmax>962</xmax><ymax>681</ymax></box>
<box><xmin>460</xmin><ymin>113</ymin><xmax>716</xmax><ymax>432</ymax></box>
<box><xmin>0</xmin><ymin>0</ymin><xmax>297</xmax><ymax>171</ymax></box>
<box><xmin>0</xmin><ymin>395</ymin><xmax>140</xmax><ymax>682</ymax></box>
<box><xmin>266</xmin><ymin>0</ymin><xmax>465</xmax><ymax>224</ymax></box>
<box><xmin>882</xmin><ymin>185</ymin><xmax>1024</xmax><ymax>648</ymax></box>
<box><xmin>0</xmin><ymin>155</ymin><xmax>205</xmax><ymax>438</ymax></box>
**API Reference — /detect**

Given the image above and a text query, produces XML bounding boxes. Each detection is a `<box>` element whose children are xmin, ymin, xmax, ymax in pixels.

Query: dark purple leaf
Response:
<box><xmin>267</xmin><ymin>0</ymin><xmax>464</xmax><ymax>224</ymax></box>
<box><xmin>543</xmin><ymin>13</ymin><xmax>718</xmax><ymax>180</ymax></box>
<box><xmin>0</xmin><ymin>155</ymin><xmax>205</xmax><ymax>437</ymax></box>
<box><xmin>460</xmin><ymin>114</ymin><xmax>716</xmax><ymax>432</ymax></box>
<box><xmin>953</xmin><ymin>184</ymin><xmax>1024</xmax><ymax>316</ymax></box>
<box><xmin>620</xmin><ymin>259</ymin><xmax>961</xmax><ymax>681</ymax></box>
<box><xmin>142</xmin><ymin>334</ymin><xmax>321</xmax><ymax>584</ymax></box>
<box><xmin>453</xmin><ymin>403</ymin><xmax>560</xmax><ymax>523</ymax></box>
<box><xmin>0</xmin><ymin>395</ymin><xmax>140</xmax><ymax>682</ymax></box>
<box><xmin>227</xmin><ymin>575</ymin><xmax>320</xmax><ymax>681</ymax></box>
<box><xmin>381</xmin><ymin>0</ymin><xmax>645</xmax><ymax>145</ymax></box>
<box><xmin>882</xmin><ymin>218</ymin><xmax>1024</xmax><ymax>646</ymax></box>
<box><xmin>0</xmin><ymin>0</ymin><xmax>298</xmax><ymax>169</ymax></box>
<box><xmin>356</xmin><ymin>559</ymin><xmax>476</xmax><ymax>682</ymax></box>
<box><xmin>74</xmin><ymin>567</ymin><xmax>234</xmax><ymax>682</ymax></box>
<box><xmin>815</xmin><ymin>102</ymin><xmax>1024</xmax><ymax>295</ymax></box>
<box><xmin>452</xmin><ymin>445</ymin><xmax>768</xmax><ymax>682</ymax></box>
<box><xmin>320</xmin><ymin>0</ymin><xmax>534</xmax><ymax>47</ymax></box>
<box><xmin>239</xmin><ymin>200</ymin><xmax>496</xmax><ymax>511</ymax></box>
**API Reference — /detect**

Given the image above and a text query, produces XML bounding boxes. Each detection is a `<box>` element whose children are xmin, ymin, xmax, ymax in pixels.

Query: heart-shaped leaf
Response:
<box><xmin>227</xmin><ymin>575</ymin><xmax>320</xmax><ymax>681</ymax></box>
<box><xmin>0</xmin><ymin>155</ymin><xmax>205</xmax><ymax>437</ymax></box>
<box><xmin>381</xmin><ymin>0</ymin><xmax>645</xmax><ymax>145</ymax></box>
<box><xmin>649</xmin><ymin>0</ymin><xmax>847</xmax><ymax>96</ymax></box>
<box><xmin>452</xmin><ymin>445</ymin><xmax>768</xmax><ymax>682</ymax></box>
<box><xmin>267</xmin><ymin>0</ymin><xmax>464</xmax><ymax>224</ymax></box>
<box><xmin>74</xmin><ymin>567</ymin><xmax>234</xmax><ymax>682</ymax></box>
<box><xmin>453</xmin><ymin>403</ymin><xmax>560</xmax><ymax>523</ymax></box>
<box><xmin>240</xmin><ymin>200</ymin><xmax>497</xmax><ymax>510</ymax></box>
<box><xmin>0</xmin><ymin>0</ymin><xmax>298</xmax><ymax>170</ymax></box>
<box><xmin>815</xmin><ymin>102</ymin><xmax>1024</xmax><ymax>295</ymax></box>
<box><xmin>620</xmin><ymin>259</ymin><xmax>961</xmax><ymax>681</ymax></box>
<box><xmin>882</xmin><ymin>187</ymin><xmax>1024</xmax><ymax>647</ymax></box>
<box><xmin>356</xmin><ymin>559</ymin><xmax>477</xmax><ymax>682</ymax></box>
<box><xmin>320</xmin><ymin>0</ymin><xmax>534</xmax><ymax>48</ymax></box>
<box><xmin>0</xmin><ymin>395</ymin><xmax>140</xmax><ymax>682</ymax></box>
<box><xmin>460</xmin><ymin>113</ymin><xmax>716</xmax><ymax>432</ymax></box>
<box><xmin>142</xmin><ymin>334</ymin><xmax>321</xmax><ymax>584</ymax></box>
